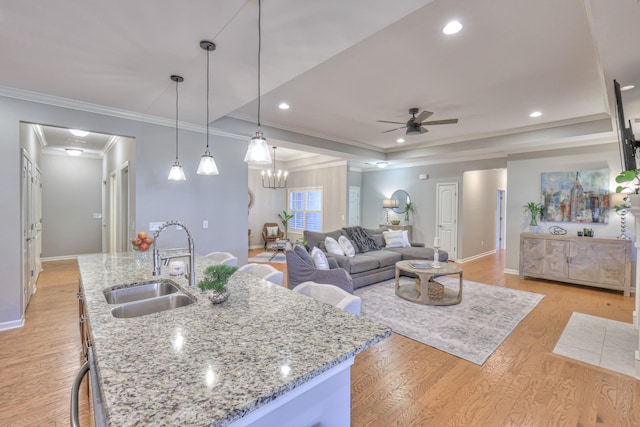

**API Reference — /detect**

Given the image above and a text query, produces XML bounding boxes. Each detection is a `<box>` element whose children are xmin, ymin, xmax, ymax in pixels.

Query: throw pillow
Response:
<box><xmin>310</xmin><ymin>247</ymin><xmax>330</xmax><ymax>270</ymax></box>
<box><xmin>383</xmin><ymin>230</ymin><xmax>405</xmax><ymax>248</ymax></box>
<box><xmin>402</xmin><ymin>230</ymin><xmax>411</xmax><ymax>247</ymax></box>
<box><xmin>324</xmin><ymin>236</ymin><xmax>344</xmax><ymax>256</ymax></box>
<box><xmin>338</xmin><ymin>235</ymin><xmax>356</xmax><ymax>257</ymax></box>
<box><xmin>293</xmin><ymin>244</ymin><xmax>314</xmax><ymax>267</ymax></box>
<box><xmin>266</xmin><ymin>226</ymin><xmax>279</xmax><ymax>237</ymax></box>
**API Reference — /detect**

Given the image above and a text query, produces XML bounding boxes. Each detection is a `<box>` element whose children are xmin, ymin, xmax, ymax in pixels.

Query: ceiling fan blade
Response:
<box><xmin>420</xmin><ymin>127</ymin><xmax>429</xmax><ymax>134</ymax></box>
<box><xmin>421</xmin><ymin>118</ymin><xmax>459</xmax><ymax>125</ymax></box>
<box><xmin>376</xmin><ymin>120</ymin><xmax>406</xmax><ymax>125</ymax></box>
<box><xmin>381</xmin><ymin>126</ymin><xmax>407</xmax><ymax>133</ymax></box>
<box><xmin>414</xmin><ymin>110</ymin><xmax>433</xmax><ymax>123</ymax></box>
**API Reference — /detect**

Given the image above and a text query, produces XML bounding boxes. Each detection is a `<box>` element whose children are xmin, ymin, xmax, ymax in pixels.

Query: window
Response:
<box><xmin>288</xmin><ymin>187</ymin><xmax>322</xmax><ymax>232</ymax></box>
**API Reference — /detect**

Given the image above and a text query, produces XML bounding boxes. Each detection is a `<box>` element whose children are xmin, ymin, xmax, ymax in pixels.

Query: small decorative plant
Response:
<box><xmin>404</xmin><ymin>201</ymin><xmax>414</xmax><ymax>222</ymax></box>
<box><xmin>279</xmin><ymin>210</ymin><xmax>294</xmax><ymax>239</ymax></box>
<box><xmin>524</xmin><ymin>202</ymin><xmax>544</xmax><ymax>226</ymax></box>
<box><xmin>613</xmin><ymin>169</ymin><xmax>640</xmax><ymax>212</ymax></box>
<box><xmin>198</xmin><ymin>265</ymin><xmax>238</xmax><ymax>294</ymax></box>
<box><xmin>615</xmin><ymin>169</ymin><xmax>640</xmax><ymax>194</ymax></box>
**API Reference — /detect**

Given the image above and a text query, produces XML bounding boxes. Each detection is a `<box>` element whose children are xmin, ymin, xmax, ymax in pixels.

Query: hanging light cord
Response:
<box><xmin>257</xmin><ymin>0</ymin><xmax>262</xmax><ymax>131</ymax></box>
<box><xmin>206</xmin><ymin>46</ymin><xmax>210</xmax><ymax>149</ymax></box>
<box><xmin>174</xmin><ymin>79</ymin><xmax>179</xmax><ymax>161</ymax></box>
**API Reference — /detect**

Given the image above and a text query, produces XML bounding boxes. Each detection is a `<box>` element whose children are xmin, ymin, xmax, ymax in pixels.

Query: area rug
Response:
<box><xmin>355</xmin><ymin>276</ymin><xmax>544</xmax><ymax>365</ymax></box>
<box><xmin>248</xmin><ymin>252</ymin><xmax>286</xmax><ymax>263</ymax></box>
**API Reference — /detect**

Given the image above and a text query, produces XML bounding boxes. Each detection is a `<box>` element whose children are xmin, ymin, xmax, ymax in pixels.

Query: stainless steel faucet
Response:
<box><xmin>152</xmin><ymin>221</ymin><xmax>196</xmax><ymax>287</ymax></box>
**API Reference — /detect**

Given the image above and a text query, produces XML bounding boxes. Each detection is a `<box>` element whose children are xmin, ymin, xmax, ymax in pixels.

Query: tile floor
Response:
<box><xmin>553</xmin><ymin>312</ymin><xmax>638</xmax><ymax>378</ymax></box>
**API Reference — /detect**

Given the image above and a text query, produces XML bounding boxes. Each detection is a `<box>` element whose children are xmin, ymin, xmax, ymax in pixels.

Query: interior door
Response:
<box><xmin>436</xmin><ymin>183</ymin><xmax>458</xmax><ymax>260</ymax></box>
<box><xmin>21</xmin><ymin>151</ymin><xmax>36</xmax><ymax>311</ymax></box>
<box><xmin>348</xmin><ymin>186</ymin><xmax>360</xmax><ymax>226</ymax></box>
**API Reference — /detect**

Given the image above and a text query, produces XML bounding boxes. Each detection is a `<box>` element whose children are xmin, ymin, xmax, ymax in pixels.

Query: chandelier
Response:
<box><xmin>262</xmin><ymin>146</ymin><xmax>288</xmax><ymax>189</ymax></box>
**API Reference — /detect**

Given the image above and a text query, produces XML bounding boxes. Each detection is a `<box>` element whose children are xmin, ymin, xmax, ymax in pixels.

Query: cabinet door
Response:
<box><xmin>569</xmin><ymin>241</ymin><xmax>627</xmax><ymax>286</ymax></box>
<box><xmin>521</xmin><ymin>238</ymin><xmax>546</xmax><ymax>275</ymax></box>
<box><xmin>543</xmin><ymin>240</ymin><xmax>569</xmax><ymax>278</ymax></box>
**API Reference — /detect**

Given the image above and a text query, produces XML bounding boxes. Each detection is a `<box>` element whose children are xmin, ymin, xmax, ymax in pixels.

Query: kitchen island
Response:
<box><xmin>77</xmin><ymin>252</ymin><xmax>390</xmax><ymax>426</ymax></box>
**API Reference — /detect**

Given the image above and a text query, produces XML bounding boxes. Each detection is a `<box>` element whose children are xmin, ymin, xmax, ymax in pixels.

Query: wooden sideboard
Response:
<box><xmin>380</xmin><ymin>224</ymin><xmax>412</xmax><ymax>241</ymax></box>
<box><xmin>519</xmin><ymin>232</ymin><xmax>632</xmax><ymax>296</ymax></box>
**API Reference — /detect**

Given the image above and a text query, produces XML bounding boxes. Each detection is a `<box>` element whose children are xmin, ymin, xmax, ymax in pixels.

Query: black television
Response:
<box><xmin>614</xmin><ymin>79</ymin><xmax>639</xmax><ymax>171</ymax></box>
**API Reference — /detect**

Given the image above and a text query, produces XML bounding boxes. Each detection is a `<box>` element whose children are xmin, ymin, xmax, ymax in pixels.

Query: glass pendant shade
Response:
<box><xmin>168</xmin><ymin>161</ymin><xmax>186</xmax><ymax>181</ymax></box>
<box><xmin>244</xmin><ymin>132</ymin><xmax>272</xmax><ymax>164</ymax></box>
<box><xmin>197</xmin><ymin>150</ymin><xmax>219</xmax><ymax>175</ymax></box>
<box><xmin>197</xmin><ymin>40</ymin><xmax>219</xmax><ymax>176</ymax></box>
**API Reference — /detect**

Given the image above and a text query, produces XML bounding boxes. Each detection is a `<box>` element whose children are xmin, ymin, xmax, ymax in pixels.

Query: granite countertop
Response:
<box><xmin>78</xmin><ymin>252</ymin><xmax>390</xmax><ymax>426</ymax></box>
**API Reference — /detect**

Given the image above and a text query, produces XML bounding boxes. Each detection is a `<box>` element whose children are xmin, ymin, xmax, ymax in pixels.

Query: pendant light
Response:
<box><xmin>243</xmin><ymin>0</ymin><xmax>272</xmax><ymax>165</ymax></box>
<box><xmin>196</xmin><ymin>40</ymin><xmax>220</xmax><ymax>176</ymax></box>
<box><xmin>168</xmin><ymin>75</ymin><xmax>186</xmax><ymax>181</ymax></box>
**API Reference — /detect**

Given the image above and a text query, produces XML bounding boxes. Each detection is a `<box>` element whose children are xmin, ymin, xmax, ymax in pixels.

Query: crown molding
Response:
<box><xmin>0</xmin><ymin>85</ymin><xmax>247</xmax><ymax>141</ymax></box>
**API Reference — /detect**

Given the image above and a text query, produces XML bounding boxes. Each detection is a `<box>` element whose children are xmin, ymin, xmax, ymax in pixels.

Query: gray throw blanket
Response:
<box><xmin>342</xmin><ymin>226</ymin><xmax>379</xmax><ymax>252</ymax></box>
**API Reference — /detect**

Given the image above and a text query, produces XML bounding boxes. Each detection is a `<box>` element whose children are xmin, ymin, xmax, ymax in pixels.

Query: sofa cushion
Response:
<box><xmin>324</xmin><ymin>236</ymin><xmax>344</xmax><ymax>256</ymax></box>
<box><xmin>385</xmin><ymin>246</ymin><xmax>449</xmax><ymax>262</ymax></box>
<box><xmin>293</xmin><ymin>244</ymin><xmax>314</xmax><ymax>267</ymax></box>
<box><xmin>304</xmin><ymin>230</ymin><xmax>343</xmax><ymax>251</ymax></box>
<box><xmin>363</xmin><ymin>250</ymin><xmax>402</xmax><ymax>268</ymax></box>
<box><xmin>333</xmin><ymin>254</ymin><xmax>379</xmax><ymax>274</ymax></box>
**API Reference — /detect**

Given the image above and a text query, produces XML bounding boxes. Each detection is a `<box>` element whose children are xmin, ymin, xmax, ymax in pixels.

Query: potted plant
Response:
<box><xmin>198</xmin><ymin>264</ymin><xmax>238</xmax><ymax>304</ymax></box>
<box><xmin>524</xmin><ymin>202</ymin><xmax>544</xmax><ymax>232</ymax></box>
<box><xmin>404</xmin><ymin>201</ymin><xmax>414</xmax><ymax>223</ymax></box>
<box><xmin>615</xmin><ymin>169</ymin><xmax>640</xmax><ymax>208</ymax></box>
<box><xmin>279</xmin><ymin>210</ymin><xmax>294</xmax><ymax>240</ymax></box>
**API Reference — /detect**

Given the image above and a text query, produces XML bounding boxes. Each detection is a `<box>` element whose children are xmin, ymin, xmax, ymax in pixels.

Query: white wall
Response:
<box><xmin>505</xmin><ymin>143</ymin><xmax>625</xmax><ymax>273</ymax></box>
<box><xmin>41</xmin><ymin>154</ymin><xmax>103</xmax><ymax>257</ymax></box>
<box><xmin>361</xmin><ymin>158</ymin><xmax>506</xmax><ymax>256</ymax></box>
<box><xmin>0</xmin><ymin>95</ymin><xmax>247</xmax><ymax>328</ymax></box>
<box><xmin>461</xmin><ymin>169</ymin><xmax>507</xmax><ymax>259</ymax></box>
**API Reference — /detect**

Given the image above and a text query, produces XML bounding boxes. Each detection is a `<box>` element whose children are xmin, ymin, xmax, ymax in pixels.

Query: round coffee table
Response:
<box><xmin>394</xmin><ymin>260</ymin><xmax>463</xmax><ymax>306</ymax></box>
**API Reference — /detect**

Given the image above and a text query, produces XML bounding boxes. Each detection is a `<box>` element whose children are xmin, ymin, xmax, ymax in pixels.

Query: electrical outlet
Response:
<box><xmin>93</xmin><ymin>213</ymin><xmax>102</xmax><ymax>219</ymax></box>
<box><xmin>481</xmin><ymin>240</ymin><xmax>484</xmax><ymax>247</ymax></box>
<box><xmin>203</xmin><ymin>220</ymin><xmax>208</xmax><ymax>229</ymax></box>
<box><xmin>149</xmin><ymin>222</ymin><xmax>163</xmax><ymax>231</ymax></box>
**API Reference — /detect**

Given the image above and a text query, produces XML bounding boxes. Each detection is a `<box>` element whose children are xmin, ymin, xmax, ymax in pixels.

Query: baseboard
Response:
<box><xmin>457</xmin><ymin>249</ymin><xmax>496</xmax><ymax>264</ymax></box>
<box><xmin>504</xmin><ymin>268</ymin><xmax>519</xmax><ymax>275</ymax></box>
<box><xmin>42</xmin><ymin>255</ymin><xmax>78</xmax><ymax>262</ymax></box>
<box><xmin>0</xmin><ymin>316</ymin><xmax>25</xmax><ymax>331</ymax></box>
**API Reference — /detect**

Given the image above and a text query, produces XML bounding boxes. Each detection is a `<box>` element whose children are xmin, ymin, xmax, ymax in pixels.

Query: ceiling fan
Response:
<box><xmin>377</xmin><ymin>108</ymin><xmax>459</xmax><ymax>135</ymax></box>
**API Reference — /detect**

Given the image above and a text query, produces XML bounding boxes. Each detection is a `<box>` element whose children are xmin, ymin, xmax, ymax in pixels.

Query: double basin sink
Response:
<box><xmin>103</xmin><ymin>280</ymin><xmax>196</xmax><ymax>318</ymax></box>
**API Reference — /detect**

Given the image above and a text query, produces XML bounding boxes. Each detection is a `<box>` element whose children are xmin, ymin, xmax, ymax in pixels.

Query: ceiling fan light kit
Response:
<box><xmin>378</xmin><ymin>107</ymin><xmax>459</xmax><ymax>136</ymax></box>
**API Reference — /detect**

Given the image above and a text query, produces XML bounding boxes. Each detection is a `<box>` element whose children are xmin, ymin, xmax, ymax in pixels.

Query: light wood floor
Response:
<box><xmin>1</xmin><ymin>251</ymin><xmax>638</xmax><ymax>426</ymax></box>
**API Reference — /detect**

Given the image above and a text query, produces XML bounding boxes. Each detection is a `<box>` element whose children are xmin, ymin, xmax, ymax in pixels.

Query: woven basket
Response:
<box><xmin>427</xmin><ymin>280</ymin><xmax>444</xmax><ymax>299</ymax></box>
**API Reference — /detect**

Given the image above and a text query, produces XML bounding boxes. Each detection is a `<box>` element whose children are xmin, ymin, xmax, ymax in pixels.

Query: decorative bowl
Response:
<box><xmin>390</xmin><ymin>220</ymin><xmax>401</xmax><ymax>225</ymax></box>
<box><xmin>208</xmin><ymin>290</ymin><xmax>229</xmax><ymax>304</ymax></box>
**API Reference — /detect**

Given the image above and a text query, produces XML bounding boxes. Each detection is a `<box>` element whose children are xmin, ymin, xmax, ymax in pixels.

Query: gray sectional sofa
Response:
<box><xmin>303</xmin><ymin>226</ymin><xmax>448</xmax><ymax>289</ymax></box>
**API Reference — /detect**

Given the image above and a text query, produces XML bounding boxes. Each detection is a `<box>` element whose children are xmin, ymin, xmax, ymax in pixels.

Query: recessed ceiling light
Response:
<box><xmin>377</xmin><ymin>161</ymin><xmax>389</xmax><ymax>168</ymax></box>
<box><xmin>65</xmin><ymin>148</ymin><xmax>83</xmax><ymax>156</ymax></box>
<box><xmin>278</xmin><ymin>102</ymin><xmax>290</xmax><ymax>110</ymax></box>
<box><xmin>529</xmin><ymin>111</ymin><xmax>542</xmax><ymax>118</ymax></box>
<box><xmin>442</xmin><ymin>20</ymin><xmax>463</xmax><ymax>35</ymax></box>
<box><xmin>396</xmin><ymin>138</ymin><xmax>405</xmax><ymax>143</ymax></box>
<box><xmin>69</xmin><ymin>129</ymin><xmax>89</xmax><ymax>137</ymax></box>
<box><xmin>621</xmin><ymin>85</ymin><xmax>635</xmax><ymax>91</ymax></box>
